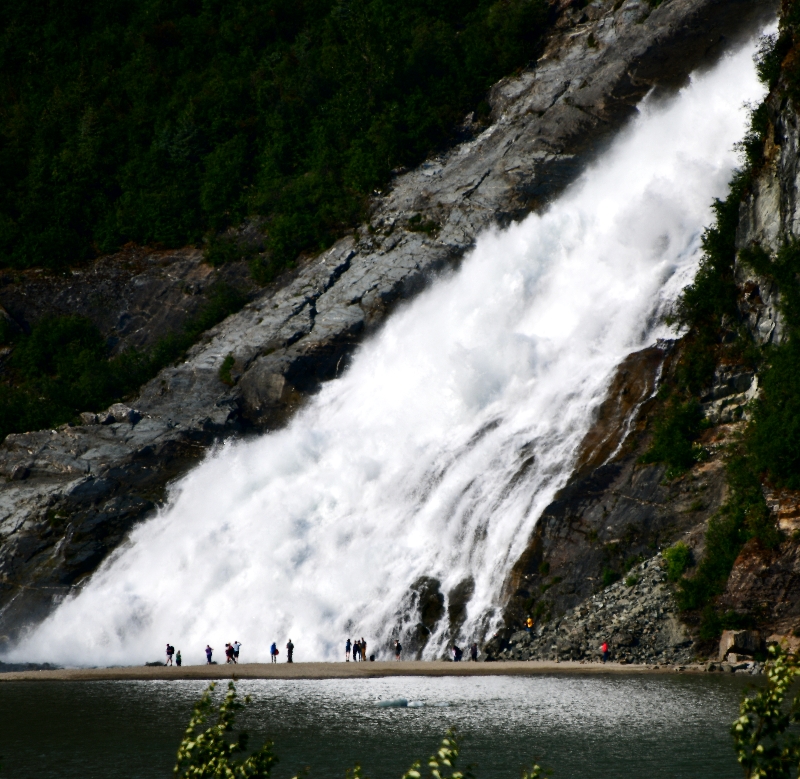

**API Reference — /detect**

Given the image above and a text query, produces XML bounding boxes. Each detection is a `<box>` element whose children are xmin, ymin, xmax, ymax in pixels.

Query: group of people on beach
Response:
<box><xmin>345</xmin><ymin>637</ymin><xmax>370</xmax><ymax>661</ymax></box>
<box><xmin>168</xmin><ymin>635</ymin><xmax>491</xmax><ymax>666</ymax></box>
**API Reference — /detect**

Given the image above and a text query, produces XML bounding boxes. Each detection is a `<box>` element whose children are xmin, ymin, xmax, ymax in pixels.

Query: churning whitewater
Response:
<box><xmin>13</xmin><ymin>33</ymin><xmax>768</xmax><ymax>666</ymax></box>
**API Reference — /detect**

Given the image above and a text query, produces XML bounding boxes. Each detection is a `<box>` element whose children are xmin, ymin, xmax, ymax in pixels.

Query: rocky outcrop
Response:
<box><xmin>0</xmin><ymin>246</ymin><xmax>257</xmax><ymax>354</ymax></box>
<box><xmin>0</xmin><ymin>0</ymin><xmax>776</xmax><ymax>643</ymax></box>
<box><xmin>494</xmin><ymin>554</ymin><xmax>696</xmax><ymax>664</ymax></box>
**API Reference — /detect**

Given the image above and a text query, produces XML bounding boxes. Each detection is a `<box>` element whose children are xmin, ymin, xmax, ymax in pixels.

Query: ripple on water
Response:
<box><xmin>0</xmin><ymin>674</ymin><xmax>755</xmax><ymax>779</ymax></box>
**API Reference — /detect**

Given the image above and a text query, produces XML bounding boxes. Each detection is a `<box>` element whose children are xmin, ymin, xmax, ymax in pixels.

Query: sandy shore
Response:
<box><xmin>0</xmin><ymin>659</ymin><xmax>704</xmax><ymax>682</ymax></box>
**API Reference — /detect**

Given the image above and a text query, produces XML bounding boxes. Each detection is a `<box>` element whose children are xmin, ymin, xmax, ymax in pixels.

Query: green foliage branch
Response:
<box><xmin>733</xmin><ymin>645</ymin><xmax>800</xmax><ymax>779</ymax></box>
<box><xmin>174</xmin><ymin>681</ymin><xmax>277</xmax><ymax>779</ymax></box>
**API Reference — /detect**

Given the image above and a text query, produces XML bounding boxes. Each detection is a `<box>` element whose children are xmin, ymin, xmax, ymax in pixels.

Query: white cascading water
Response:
<box><xmin>10</xmin><ymin>30</ymin><xmax>769</xmax><ymax>666</ymax></box>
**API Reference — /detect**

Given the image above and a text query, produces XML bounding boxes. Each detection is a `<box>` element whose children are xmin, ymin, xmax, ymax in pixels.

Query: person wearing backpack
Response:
<box><xmin>166</xmin><ymin>643</ymin><xmax>175</xmax><ymax>666</ymax></box>
<box><xmin>270</xmin><ymin>642</ymin><xmax>279</xmax><ymax>663</ymax></box>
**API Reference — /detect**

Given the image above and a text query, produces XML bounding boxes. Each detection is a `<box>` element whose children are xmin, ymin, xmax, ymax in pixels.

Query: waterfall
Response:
<box><xmin>11</xmin><ymin>30</ymin><xmax>768</xmax><ymax>666</ymax></box>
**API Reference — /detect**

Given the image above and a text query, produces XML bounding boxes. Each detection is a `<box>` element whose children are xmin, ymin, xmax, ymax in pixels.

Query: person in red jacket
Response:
<box><xmin>601</xmin><ymin>641</ymin><xmax>609</xmax><ymax>663</ymax></box>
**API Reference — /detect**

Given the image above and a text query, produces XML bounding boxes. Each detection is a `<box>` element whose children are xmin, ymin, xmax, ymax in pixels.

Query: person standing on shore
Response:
<box><xmin>166</xmin><ymin>643</ymin><xmax>174</xmax><ymax>666</ymax></box>
<box><xmin>205</xmin><ymin>645</ymin><xmax>214</xmax><ymax>664</ymax></box>
<box><xmin>286</xmin><ymin>638</ymin><xmax>294</xmax><ymax>663</ymax></box>
<box><xmin>270</xmin><ymin>642</ymin><xmax>278</xmax><ymax>663</ymax></box>
<box><xmin>394</xmin><ymin>640</ymin><xmax>402</xmax><ymax>660</ymax></box>
<box><xmin>353</xmin><ymin>640</ymin><xmax>361</xmax><ymax>662</ymax></box>
<box><xmin>176</xmin><ymin>650</ymin><xmax>182</xmax><ymax>667</ymax></box>
<box><xmin>361</xmin><ymin>637</ymin><xmax>367</xmax><ymax>662</ymax></box>
<box><xmin>470</xmin><ymin>643</ymin><xmax>478</xmax><ymax>661</ymax></box>
<box><xmin>225</xmin><ymin>643</ymin><xmax>234</xmax><ymax>664</ymax></box>
<box><xmin>233</xmin><ymin>640</ymin><xmax>241</xmax><ymax>664</ymax></box>
<box><xmin>345</xmin><ymin>638</ymin><xmax>351</xmax><ymax>661</ymax></box>
<box><xmin>601</xmin><ymin>641</ymin><xmax>609</xmax><ymax>663</ymax></box>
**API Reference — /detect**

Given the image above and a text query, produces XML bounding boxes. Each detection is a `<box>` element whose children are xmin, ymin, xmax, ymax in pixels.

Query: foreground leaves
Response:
<box><xmin>174</xmin><ymin>682</ymin><xmax>277</xmax><ymax>779</ymax></box>
<box><xmin>733</xmin><ymin>646</ymin><xmax>800</xmax><ymax>779</ymax></box>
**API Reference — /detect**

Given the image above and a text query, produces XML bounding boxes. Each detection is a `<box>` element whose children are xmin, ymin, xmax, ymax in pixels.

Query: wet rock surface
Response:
<box><xmin>495</xmin><ymin>555</ymin><xmax>696</xmax><ymax>664</ymax></box>
<box><xmin>0</xmin><ymin>0</ymin><xmax>776</xmax><ymax>643</ymax></box>
<box><xmin>501</xmin><ymin>349</ymin><xmax>732</xmax><ymax>633</ymax></box>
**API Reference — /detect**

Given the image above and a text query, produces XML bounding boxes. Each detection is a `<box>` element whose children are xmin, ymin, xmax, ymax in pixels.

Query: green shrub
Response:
<box><xmin>624</xmin><ymin>574</ymin><xmax>639</xmax><ymax>587</ymax></box>
<box><xmin>673</xmin><ymin>176</ymin><xmax>748</xmax><ymax>334</ymax></box>
<box><xmin>748</xmin><ymin>339</ymin><xmax>800</xmax><ymax>488</ymax></box>
<box><xmin>639</xmin><ymin>398</ymin><xmax>706</xmax><ymax>479</ymax></box>
<box><xmin>602</xmin><ymin>568</ymin><xmax>620</xmax><ymax>588</ymax></box>
<box><xmin>219</xmin><ymin>354</ymin><xmax>235</xmax><ymax>386</ymax></box>
<box><xmin>663</xmin><ymin>543</ymin><xmax>692</xmax><ymax>581</ymax></box>
<box><xmin>676</xmin><ymin>455</ymin><xmax>777</xmax><ymax>620</ymax></box>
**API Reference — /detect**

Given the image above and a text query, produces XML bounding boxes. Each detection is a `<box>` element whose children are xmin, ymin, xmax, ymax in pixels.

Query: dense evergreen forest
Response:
<box><xmin>0</xmin><ymin>0</ymin><xmax>549</xmax><ymax>279</ymax></box>
<box><xmin>0</xmin><ymin>0</ymin><xmax>550</xmax><ymax>440</ymax></box>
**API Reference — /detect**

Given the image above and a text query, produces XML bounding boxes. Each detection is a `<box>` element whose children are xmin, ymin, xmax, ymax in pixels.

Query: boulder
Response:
<box><xmin>719</xmin><ymin>630</ymin><xmax>763</xmax><ymax>661</ymax></box>
<box><xmin>107</xmin><ymin>404</ymin><xmax>141</xmax><ymax>425</ymax></box>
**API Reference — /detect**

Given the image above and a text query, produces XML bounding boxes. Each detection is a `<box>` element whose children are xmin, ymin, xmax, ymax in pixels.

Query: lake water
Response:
<box><xmin>0</xmin><ymin>673</ymin><xmax>756</xmax><ymax>778</ymax></box>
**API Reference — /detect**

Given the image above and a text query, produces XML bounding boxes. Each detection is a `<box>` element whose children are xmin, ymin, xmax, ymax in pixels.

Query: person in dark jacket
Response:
<box><xmin>286</xmin><ymin>639</ymin><xmax>294</xmax><ymax>663</ymax></box>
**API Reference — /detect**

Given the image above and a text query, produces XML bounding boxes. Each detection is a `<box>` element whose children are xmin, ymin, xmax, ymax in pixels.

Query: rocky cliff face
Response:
<box><xmin>712</xmin><ymin>81</ymin><xmax>800</xmax><ymax>641</ymax></box>
<box><xmin>0</xmin><ymin>0</ymin><xmax>775</xmax><ymax>646</ymax></box>
<box><xmin>0</xmin><ymin>247</ymin><xmax>257</xmax><ymax>356</ymax></box>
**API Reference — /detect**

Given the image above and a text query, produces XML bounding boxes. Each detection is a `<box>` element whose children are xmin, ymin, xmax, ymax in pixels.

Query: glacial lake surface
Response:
<box><xmin>0</xmin><ymin>673</ymin><xmax>756</xmax><ymax>778</ymax></box>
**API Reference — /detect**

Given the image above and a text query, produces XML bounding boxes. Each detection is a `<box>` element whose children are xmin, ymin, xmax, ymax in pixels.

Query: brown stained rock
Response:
<box><xmin>573</xmin><ymin>345</ymin><xmax>667</xmax><ymax>477</ymax></box>
<box><xmin>765</xmin><ymin>487</ymin><xmax>800</xmax><ymax>535</ymax></box>
<box><xmin>717</xmin><ymin>537</ymin><xmax>800</xmax><ymax>636</ymax></box>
